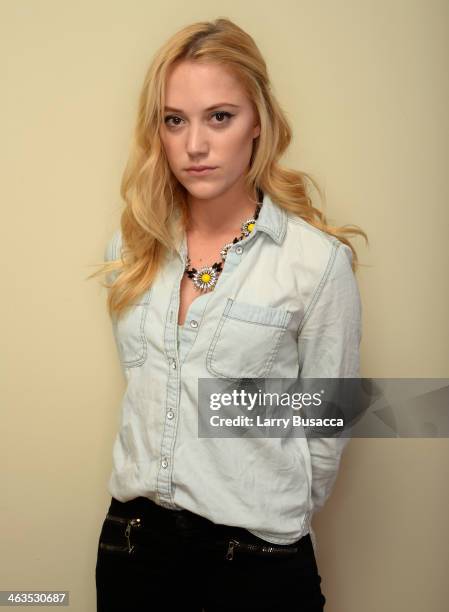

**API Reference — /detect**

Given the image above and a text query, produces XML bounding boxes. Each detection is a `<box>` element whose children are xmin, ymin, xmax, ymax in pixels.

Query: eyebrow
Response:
<box><xmin>164</xmin><ymin>103</ymin><xmax>241</xmax><ymax>113</ymax></box>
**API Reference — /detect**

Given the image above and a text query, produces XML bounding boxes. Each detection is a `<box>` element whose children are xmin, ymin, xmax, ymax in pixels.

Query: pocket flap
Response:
<box><xmin>225</xmin><ymin>299</ymin><xmax>292</xmax><ymax>328</ymax></box>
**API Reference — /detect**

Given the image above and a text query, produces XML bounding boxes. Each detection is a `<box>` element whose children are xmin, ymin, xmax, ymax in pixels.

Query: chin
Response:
<box><xmin>184</xmin><ymin>184</ymin><xmax>224</xmax><ymax>200</ymax></box>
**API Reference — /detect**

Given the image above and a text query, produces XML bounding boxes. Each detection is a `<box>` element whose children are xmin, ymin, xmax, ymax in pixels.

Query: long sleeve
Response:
<box><xmin>297</xmin><ymin>241</ymin><xmax>362</xmax><ymax>513</ymax></box>
<box><xmin>104</xmin><ymin>229</ymin><xmax>124</xmax><ymax>371</ymax></box>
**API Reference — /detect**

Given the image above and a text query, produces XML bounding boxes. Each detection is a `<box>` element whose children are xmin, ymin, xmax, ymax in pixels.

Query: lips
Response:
<box><xmin>186</xmin><ymin>166</ymin><xmax>215</xmax><ymax>170</ymax></box>
<box><xmin>186</xmin><ymin>167</ymin><xmax>217</xmax><ymax>175</ymax></box>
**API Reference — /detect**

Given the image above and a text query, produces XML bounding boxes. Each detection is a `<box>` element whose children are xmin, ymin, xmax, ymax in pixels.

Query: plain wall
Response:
<box><xmin>1</xmin><ymin>1</ymin><xmax>448</xmax><ymax>610</ymax></box>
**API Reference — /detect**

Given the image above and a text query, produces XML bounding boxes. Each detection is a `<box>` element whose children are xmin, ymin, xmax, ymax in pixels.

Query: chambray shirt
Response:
<box><xmin>103</xmin><ymin>191</ymin><xmax>362</xmax><ymax>546</ymax></box>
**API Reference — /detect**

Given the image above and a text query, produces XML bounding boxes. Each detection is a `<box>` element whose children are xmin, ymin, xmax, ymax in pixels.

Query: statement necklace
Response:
<box><xmin>185</xmin><ymin>202</ymin><xmax>262</xmax><ymax>292</ymax></box>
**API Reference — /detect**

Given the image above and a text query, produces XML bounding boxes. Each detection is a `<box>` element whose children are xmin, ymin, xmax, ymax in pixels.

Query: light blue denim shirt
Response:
<box><xmin>103</xmin><ymin>191</ymin><xmax>362</xmax><ymax>546</ymax></box>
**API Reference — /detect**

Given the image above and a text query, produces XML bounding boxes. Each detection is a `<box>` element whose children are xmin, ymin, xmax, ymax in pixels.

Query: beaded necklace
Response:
<box><xmin>184</xmin><ymin>201</ymin><xmax>262</xmax><ymax>293</ymax></box>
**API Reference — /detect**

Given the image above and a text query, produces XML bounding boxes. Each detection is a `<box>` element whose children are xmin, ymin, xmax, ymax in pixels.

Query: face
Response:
<box><xmin>159</xmin><ymin>60</ymin><xmax>260</xmax><ymax>201</ymax></box>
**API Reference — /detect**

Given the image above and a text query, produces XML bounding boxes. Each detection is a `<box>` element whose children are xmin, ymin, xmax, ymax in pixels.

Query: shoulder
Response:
<box><xmin>104</xmin><ymin>228</ymin><xmax>123</xmax><ymax>262</ymax></box>
<box><xmin>284</xmin><ymin>212</ymin><xmax>353</xmax><ymax>277</ymax></box>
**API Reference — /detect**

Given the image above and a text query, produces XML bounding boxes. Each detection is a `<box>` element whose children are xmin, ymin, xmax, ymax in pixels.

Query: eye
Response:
<box><xmin>211</xmin><ymin>111</ymin><xmax>234</xmax><ymax>124</ymax></box>
<box><xmin>164</xmin><ymin>115</ymin><xmax>183</xmax><ymax>127</ymax></box>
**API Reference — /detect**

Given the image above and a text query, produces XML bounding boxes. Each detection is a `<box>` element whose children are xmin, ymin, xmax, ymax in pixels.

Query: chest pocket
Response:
<box><xmin>206</xmin><ymin>298</ymin><xmax>293</xmax><ymax>379</ymax></box>
<box><xmin>113</xmin><ymin>290</ymin><xmax>152</xmax><ymax>368</ymax></box>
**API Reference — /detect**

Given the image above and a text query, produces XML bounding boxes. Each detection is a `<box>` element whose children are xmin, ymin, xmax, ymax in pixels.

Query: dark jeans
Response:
<box><xmin>95</xmin><ymin>496</ymin><xmax>326</xmax><ymax>611</ymax></box>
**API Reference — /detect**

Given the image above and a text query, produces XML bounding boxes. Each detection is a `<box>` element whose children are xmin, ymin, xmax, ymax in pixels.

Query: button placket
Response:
<box><xmin>157</xmin><ymin>281</ymin><xmax>183</xmax><ymax>507</ymax></box>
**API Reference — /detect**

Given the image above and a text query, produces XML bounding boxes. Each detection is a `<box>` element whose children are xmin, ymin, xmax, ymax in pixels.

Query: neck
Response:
<box><xmin>186</xmin><ymin>181</ymin><xmax>260</xmax><ymax>236</ymax></box>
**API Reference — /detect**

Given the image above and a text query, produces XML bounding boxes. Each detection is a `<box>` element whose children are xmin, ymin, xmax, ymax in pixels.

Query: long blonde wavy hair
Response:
<box><xmin>89</xmin><ymin>17</ymin><xmax>368</xmax><ymax>320</ymax></box>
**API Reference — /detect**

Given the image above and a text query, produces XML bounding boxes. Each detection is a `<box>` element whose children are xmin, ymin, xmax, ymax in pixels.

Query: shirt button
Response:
<box><xmin>167</xmin><ymin>411</ymin><xmax>174</xmax><ymax>420</ymax></box>
<box><xmin>170</xmin><ymin>358</ymin><xmax>177</xmax><ymax>369</ymax></box>
<box><xmin>235</xmin><ymin>246</ymin><xmax>243</xmax><ymax>255</ymax></box>
<box><xmin>161</xmin><ymin>458</ymin><xmax>168</xmax><ymax>468</ymax></box>
<box><xmin>190</xmin><ymin>320</ymin><xmax>198</xmax><ymax>329</ymax></box>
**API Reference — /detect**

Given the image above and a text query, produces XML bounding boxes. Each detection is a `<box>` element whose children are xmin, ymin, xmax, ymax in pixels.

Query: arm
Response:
<box><xmin>297</xmin><ymin>241</ymin><xmax>362</xmax><ymax>512</ymax></box>
<box><xmin>104</xmin><ymin>229</ymin><xmax>124</xmax><ymax>369</ymax></box>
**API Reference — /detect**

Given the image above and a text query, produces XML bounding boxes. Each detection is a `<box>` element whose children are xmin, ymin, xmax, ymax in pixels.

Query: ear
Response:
<box><xmin>253</xmin><ymin>123</ymin><xmax>261</xmax><ymax>139</ymax></box>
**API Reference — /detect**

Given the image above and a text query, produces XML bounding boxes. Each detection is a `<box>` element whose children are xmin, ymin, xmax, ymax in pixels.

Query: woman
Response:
<box><xmin>93</xmin><ymin>17</ymin><xmax>367</xmax><ymax>612</ymax></box>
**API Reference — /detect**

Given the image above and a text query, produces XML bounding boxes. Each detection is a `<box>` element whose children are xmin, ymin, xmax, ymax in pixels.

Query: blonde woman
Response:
<box><xmin>93</xmin><ymin>17</ymin><xmax>366</xmax><ymax>612</ymax></box>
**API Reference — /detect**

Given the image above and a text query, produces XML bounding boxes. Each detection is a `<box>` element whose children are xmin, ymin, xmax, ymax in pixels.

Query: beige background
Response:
<box><xmin>2</xmin><ymin>1</ymin><xmax>448</xmax><ymax>610</ymax></box>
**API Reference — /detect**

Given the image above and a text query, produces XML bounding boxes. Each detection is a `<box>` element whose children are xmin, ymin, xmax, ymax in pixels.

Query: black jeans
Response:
<box><xmin>95</xmin><ymin>496</ymin><xmax>326</xmax><ymax>611</ymax></box>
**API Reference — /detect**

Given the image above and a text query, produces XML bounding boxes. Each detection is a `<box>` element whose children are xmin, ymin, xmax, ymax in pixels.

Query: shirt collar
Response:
<box><xmin>255</xmin><ymin>191</ymin><xmax>288</xmax><ymax>245</ymax></box>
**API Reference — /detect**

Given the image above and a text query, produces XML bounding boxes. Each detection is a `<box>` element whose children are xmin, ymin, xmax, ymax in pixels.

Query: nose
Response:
<box><xmin>185</xmin><ymin>122</ymin><xmax>209</xmax><ymax>157</ymax></box>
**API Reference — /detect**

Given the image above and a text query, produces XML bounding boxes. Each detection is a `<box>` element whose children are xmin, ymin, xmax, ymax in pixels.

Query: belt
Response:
<box><xmin>103</xmin><ymin>511</ymin><xmax>301</xmax><ymax>561</ymax></box>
